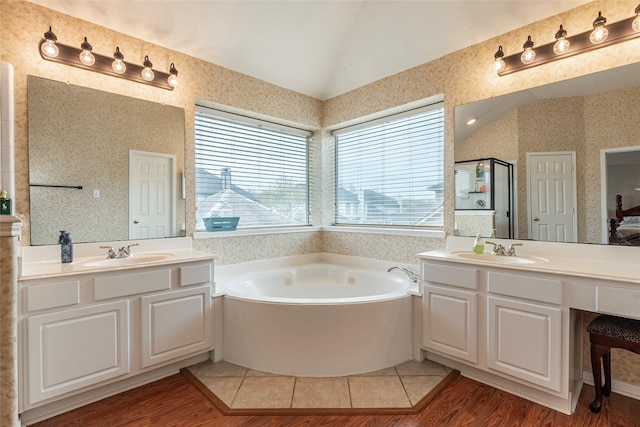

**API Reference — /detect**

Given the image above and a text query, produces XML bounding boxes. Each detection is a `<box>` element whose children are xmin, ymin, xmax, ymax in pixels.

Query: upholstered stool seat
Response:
<box><xmin>587</xmin><ymin>314</ymin><xmax>640</xmax><ymax>413</ymax></box>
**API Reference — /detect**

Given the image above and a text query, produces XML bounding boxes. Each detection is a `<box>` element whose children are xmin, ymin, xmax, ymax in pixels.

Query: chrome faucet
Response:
<box><xmin>100</xmin><ymin>243</ymin><xmax>139</xmax><ymax>259</ymax></box>
<box><xmin>485</xmin><ymin>241</ymin><xmax>523</xmax><ymax>256</ymax></box>
<box><xmin>387</xmin><ymin>266</ymin><xmax>420</xmax><ymax>283</ymax></box>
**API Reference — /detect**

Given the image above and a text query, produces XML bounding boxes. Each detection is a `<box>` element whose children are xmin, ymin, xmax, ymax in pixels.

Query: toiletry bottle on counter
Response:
<box><xmin>58</xmin><ymin>230</ymin><xmax>73</xmax><ymax>263</ymax></box>
<box><xmin>0</xmin><ymin>190</ymin><xmax>12</xmax><ymax>215</ymax></box>
<box><xmin>473</xmin><ymin>232</ymin><xmax>484</xmax><ymax>254</ymax></box>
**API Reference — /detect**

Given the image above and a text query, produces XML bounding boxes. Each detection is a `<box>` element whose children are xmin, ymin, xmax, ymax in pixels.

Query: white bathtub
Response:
<box><xmin>218</xmin><ymin>255</ymin><xmax>417</xmax><ymax>377</ymax></box>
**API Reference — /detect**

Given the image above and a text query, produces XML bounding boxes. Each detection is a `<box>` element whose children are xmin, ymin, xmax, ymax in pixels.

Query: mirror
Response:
<box><xmin>28</xmin><ymin>76</ymin><xmax>186</xmax><ymax>245</ymax></box>
<box><xmin>454</xmin><ymin>62</ymin><xmax>640</xmax><ymax>244</ymax></box>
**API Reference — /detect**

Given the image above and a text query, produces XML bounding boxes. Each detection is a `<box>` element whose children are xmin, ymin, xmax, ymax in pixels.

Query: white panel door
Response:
<box><xmin>527</xmin><ymin>152</ymin><xmax>576</xmax><ymax>242</ymax></box>
<box><xmin>140</xmin><ymin>285</ymin><xmax>212</xmax><ymax>368</ymax></box>
<box><xmin>423</xmin><ymin>284</ymin><xmax>478</xmax><ymax>364</ymax></box>
<box><xmin>27</xmin><ymin>300</ymin><xmax>129</xmax><ymax>405</ymax></box>
<box><xmin>487</xmin><ymin>296</ymin><xmax>562</xmax><ymax>392</ymax></box>
<box><xmin>129</xmin><ymin>150</ymin><xmax>176</xmax><ymax>240</ymax></box>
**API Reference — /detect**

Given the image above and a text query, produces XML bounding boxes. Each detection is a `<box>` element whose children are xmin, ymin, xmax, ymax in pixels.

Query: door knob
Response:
<box><xmin>133</xmin><ymin>220</ymin><xmax>139</xmax><ymax>224</ymax></box>
<box><xmin>533</xmin><ymin>217</ymin><xmax>539</xmax><ymax>221</ymax></box>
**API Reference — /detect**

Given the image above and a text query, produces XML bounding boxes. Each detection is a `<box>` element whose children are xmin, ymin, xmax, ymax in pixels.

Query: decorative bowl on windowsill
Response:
<box><xmin>203</xmin><ymin>217</ymin><xmax>240</xmax><ymax>232</ymax></box>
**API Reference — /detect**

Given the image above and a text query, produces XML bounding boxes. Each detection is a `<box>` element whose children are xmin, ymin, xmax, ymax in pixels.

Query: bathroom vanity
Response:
<box><xmin>418</xmin><ymin>236</ymin><xmax>640</xmax><ymax>414</ymax></box>
<box><xmin>17</xmin><ymin>237</ymin><xmax>216</xmax><ymax>424</ymax></box>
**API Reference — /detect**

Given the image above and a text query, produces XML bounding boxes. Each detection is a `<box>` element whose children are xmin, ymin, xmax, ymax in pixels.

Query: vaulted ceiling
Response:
<box><xmin>29</xmin><ymin>0</ymin><xmax>591</xmax><ymax>100</ymax></box>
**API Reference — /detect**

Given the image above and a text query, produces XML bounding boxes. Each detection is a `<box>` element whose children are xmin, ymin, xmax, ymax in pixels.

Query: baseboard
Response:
<box><xmin>582</xmin><ymin>371</ymin><xmax>640</xmax><ymax>400</ymax></box>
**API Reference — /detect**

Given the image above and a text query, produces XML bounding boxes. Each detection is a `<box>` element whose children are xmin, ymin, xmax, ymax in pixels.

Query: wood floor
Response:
<box><xmin>31</xmin><ymin>373</ymin><xmax>640</xmax><ymax>427</ymax></box>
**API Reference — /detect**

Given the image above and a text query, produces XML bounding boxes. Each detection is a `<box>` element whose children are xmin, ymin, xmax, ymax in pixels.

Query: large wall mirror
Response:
<box><xmin>28</xmin><ymin>76</ymin><xmax>186</xmax><ymax>245</ymax></box>
<box><xmin>454</xmin><ymin>62</ymin><xmax>640</xmax><ymax>245</ymax></box>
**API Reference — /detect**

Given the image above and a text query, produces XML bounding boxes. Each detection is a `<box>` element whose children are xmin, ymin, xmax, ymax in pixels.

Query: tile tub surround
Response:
<box><xmin>185</xmin><ymin>359</ymin><xmax>455</xmax><ymax>414</ymax></box>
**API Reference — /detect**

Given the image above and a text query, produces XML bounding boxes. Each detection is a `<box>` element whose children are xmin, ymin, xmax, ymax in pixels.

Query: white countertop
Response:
<box><xmin>418</xmin><ymin>236</ymin><xmax>640</xmax><ymax>284</ymax></box>
<box><xmin>19</xmin><ymin>237</ymin><xmax>217</xmax><ymax>280</ymax></box>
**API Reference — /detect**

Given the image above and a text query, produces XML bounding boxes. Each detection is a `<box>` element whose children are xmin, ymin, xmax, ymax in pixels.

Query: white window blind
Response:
<box><xmin>334</xmin><ymin>104</ymin><xmax>444</xmax><ymax>227</ymax></box>
<box><xmin>195</xmin><ymin>106</ymin><xmax>310</xmax><ymax>231</ymax></box>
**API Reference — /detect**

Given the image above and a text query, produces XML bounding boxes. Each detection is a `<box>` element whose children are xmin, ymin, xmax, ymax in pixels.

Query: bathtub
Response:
<box><xmin>218</xmin><ymin>254</ymin><xmax>417</xmax><ymax>377</ymax></box>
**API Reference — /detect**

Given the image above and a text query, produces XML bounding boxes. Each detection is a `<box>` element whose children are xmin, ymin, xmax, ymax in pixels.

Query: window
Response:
<box><xmin>195</xmin><ymin>106</ymin><xmax>311</xmax><ymax>231</ymax></box>
<box><xmin>334</xmin><ymin>103</ymin><xmax>444</xmax><ymax>228</ymax></box>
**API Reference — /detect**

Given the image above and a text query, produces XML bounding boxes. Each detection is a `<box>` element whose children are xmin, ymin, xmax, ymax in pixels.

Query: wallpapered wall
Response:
<box><xmin>2</xmin><ymin>0</ymin><xmax>640</xmax><ymax>386</ymax></box>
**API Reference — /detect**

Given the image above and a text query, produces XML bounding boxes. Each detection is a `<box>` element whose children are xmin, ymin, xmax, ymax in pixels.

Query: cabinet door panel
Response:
<box><xmin>141</xmin><ymin>285</ymin><xmax>212</xmax><ymax>368</ymax></box>
<box><xmin>423</xmin><ymin>285</ymin><xmax>477</xmax><ymax>363</ymax></box>
<box><xmin>487</xmin><ymin>296</ymin><xmax>562</xmax><ymax>392</ymax></box>
<box><xmin>27</xmin><ymin>300</ymin><xmax>130</xmax><ymax>405</ymax></box>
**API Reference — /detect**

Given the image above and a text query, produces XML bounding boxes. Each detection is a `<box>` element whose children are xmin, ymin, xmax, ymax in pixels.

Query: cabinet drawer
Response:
<box><xmin>422</xmin><ymin>262</ymin><xmax>478</xmax><ymax>290</ymax></box>
<box><xmin>94</xmin><ymin>269</ymin><xmax>171</xmax><ymax>300</ymax></box>
<box><xmin>596</xmin><ymin>286</ymin><xmax>640</xmax><ymax>319</ymax></box>
<box><xmin>26</xmin><ymin>280</ymin><xmax>79</xmax><ymax>312</ymax></box>
<box><xmin>488</xmin><ymin>271</ymin><xmax>563</xmax><ymax>305</ymax></box>
<box><xmin>179</xmin><ymin>263</ymin><xmax>211</xmax><ymax>287</ymax></box>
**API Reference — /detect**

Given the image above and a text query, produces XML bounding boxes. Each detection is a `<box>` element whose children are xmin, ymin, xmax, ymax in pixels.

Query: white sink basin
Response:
<box><xmin>450</xmin><ymin>251</ymin><xmax>548</xmax><ymax>264</ymax></box>
<box><xmin>82</xmin><ymin>254</ymin><xmax>173</xmax><ymax>267</ymax></box>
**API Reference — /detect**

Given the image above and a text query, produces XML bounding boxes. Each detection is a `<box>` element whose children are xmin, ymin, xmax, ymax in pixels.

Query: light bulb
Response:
<box><xmin>553</xmin><ymin>25</ymin><xmax>570</xmax><ymax>55</ymax></box>
<box><xmin>112</xmin><ymin>47</ymin><xmax>126</xmax><ymax>74</ymax></box>
<box><xmin>79</xmin><ymin>37</ymin><xmax>95</xmax><ymax>66</ymax></box>
<box><xmin>167</xmin><ymin>63</ymin><xmax>179</xmax><ymax>87</ymax></box>
<box><xmin>520</xmin><ymin>36</ymin><xmax>536</xmax><ymax>64</ymax></box>
<box><xmin>493</xmin><ymin>45</ymin><xmax>506</xmax><ymax>74</ymax></box>
<box><xmin>40</xmin><ymin>27</ymin><xmax>59</xmax><ymax>58</ymax></box>
<box><xmin>141</xmin><ymin>55</ymin><xmax>155</xmax><ymax>81</ymax></box>
<box><xmin>633</xmin><ymin>4</ymin><xmax>640</xmax><ymax>32</ymax></box>
<box><xmin>590</xmin><ymin>11</ymin><xmax>608</xmax><ymax>44</ymax></box>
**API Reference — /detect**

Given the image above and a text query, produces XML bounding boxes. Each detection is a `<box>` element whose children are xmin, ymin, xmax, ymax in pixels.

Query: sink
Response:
<box><xmin>82</xmin><ymin>254</ymin><xmax>173</xmax><ymax>267</ymax></box>
<box><xmin>450</xmin><ymin>251</ymin><xmax>548</xmax><ymax>264</ymax></box>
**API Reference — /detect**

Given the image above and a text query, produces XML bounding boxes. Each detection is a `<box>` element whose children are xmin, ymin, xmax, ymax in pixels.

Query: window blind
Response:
<box><xmin>195</xmin><ymin>107</ymin><xmax>310</xmax><ymax>230</ymax></box>
<box><xmin>335</xmin><ymin>104</ymin><xmax>444</xmax><ymax>227</ymax></box>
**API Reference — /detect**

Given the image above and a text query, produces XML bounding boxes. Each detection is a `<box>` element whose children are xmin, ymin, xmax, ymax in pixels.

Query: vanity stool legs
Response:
<box><xmin>587</xmin><ymin>315</ymin><xmax>640</xmax><ymax>413</ymax></box>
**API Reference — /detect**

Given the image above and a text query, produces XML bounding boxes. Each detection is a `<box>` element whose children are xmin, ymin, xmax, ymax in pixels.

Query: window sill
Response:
<box><xmin>193</xmin><ymin>226</ymin><xmax>321</xmax><ymax>239</ymax></box>
<box><xmin>323</xmin><ymin>225</ymin><xmax>446</xmax><ymax>238</ymax></box>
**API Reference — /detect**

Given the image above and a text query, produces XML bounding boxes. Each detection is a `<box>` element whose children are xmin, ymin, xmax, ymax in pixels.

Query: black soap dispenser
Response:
<box><xmin>58</xmin><ymin>230</ymin><xmax>73</xmax><ymax>263</ymax></box>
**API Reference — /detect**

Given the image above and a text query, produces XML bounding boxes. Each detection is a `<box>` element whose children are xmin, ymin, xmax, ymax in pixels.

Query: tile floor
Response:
<box><xmin>188</xmin><ymin>359</ymin><xmax>450</xmax><ymax>409</ymax></box>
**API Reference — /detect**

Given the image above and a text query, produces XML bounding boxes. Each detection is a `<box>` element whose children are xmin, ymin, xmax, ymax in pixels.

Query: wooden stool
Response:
<box><xmin>587</xmin><ymin>314</ymin><xmax>640</xmax><ymax>413</ymax></box>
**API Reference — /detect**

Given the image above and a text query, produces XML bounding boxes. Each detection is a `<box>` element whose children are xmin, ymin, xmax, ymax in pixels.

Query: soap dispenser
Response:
<box><xmin>0</xmin><ymin>190</ymin><xmax>12</xmax><ymax>215</ymax></box>
<box><xmin>473</xmin><ymin>232</ymin><xmax>484</xmax><ymax>254</ymax></box>
<box><xmin>58</xmin><ymin>230</ymin><xmax>73</xmax><ymax>263</ymax></box>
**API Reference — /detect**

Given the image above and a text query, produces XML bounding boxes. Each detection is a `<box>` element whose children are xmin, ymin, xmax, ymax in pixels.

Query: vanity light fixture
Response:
<box><xmin>38</xmin><ymin>27</ymin><xmax>178</xmax><ymax>90</ymax></box>
<box><xmin>553</xmin><ymin>25</ymin><xmax>570</xmax><ymax>55</ymax></box>
<box><xmin>493</xmin><ymin>5</ymin><xmax>640</xmax><ymax>76</ymax></box>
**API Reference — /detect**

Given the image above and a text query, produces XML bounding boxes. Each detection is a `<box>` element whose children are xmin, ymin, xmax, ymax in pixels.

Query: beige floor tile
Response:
<box><xmin>395</xmin><ymin>359</ymin><xmax>448</xmax><ymax>376</ymax></box>
<box><xmin>349</xmin><ymin>376</ymin><xmax>411</xmax><ymax>408</ymax></box>
<box><xmin>232</xmin><ymin>376</ymin><xmax>295</xmax><ymax>408</ymax></box>
<box><xmin>195</xmin><ymin>360</ymin><xmax>248</xmax><ymax>378</ymax></box>
<box><xmin>292</xmin><ymin>377</ymin><xmax>351</xmax><ymax>408</ymax></box>
<box><xmin>246</xmin><ymin>369</ymin><xmax>285</xmax><ymax>377</ymax></box>
<box><xmin>400</xmin><ymin>375</ymin><xmax>446</xmax><ymax>406</ymax></box>
<box><xmin>199</xmin><ymin>376</ymin><xmax>244</xmax><ymax>407</ymax></box>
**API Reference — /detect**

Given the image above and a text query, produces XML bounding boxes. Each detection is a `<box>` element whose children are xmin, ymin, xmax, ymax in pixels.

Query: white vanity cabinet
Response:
<box><xmin>19</xmin><ymin>257</ymin><xmax>215</xmax><ymax>415</ymax></box>
<box><xmin>422</xmin><ymin>262</ymin><xmax>479</xmax><ymax>363</ymax></box>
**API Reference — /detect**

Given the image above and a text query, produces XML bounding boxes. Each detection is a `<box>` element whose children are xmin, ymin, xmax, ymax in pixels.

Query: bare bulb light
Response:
<box><xmin>553</xmin><ymin>25</ymin><xmax>570</xmax><ymax>55</ymax></box>
<box><xmin>167</xmin><ymin>63</ymin><xmax>179</xmax><ymax>87</ymax></box>
<box><xmin>520</xmin><ymin>36</ymin><xmax>536</xmax><ymax>64</ymax></box>
<box><xmin>112</xmin><ymin>47</ymin><xmax>126</xmax><ymax>74</ymax></box>
<box><xmin>79</xmin><ymin>37</ymin><xmax>95</xmax><ymax>66</ymax></box>
<box><xmin>40</xmin><ymin>26</ymin><xmax>59</xmax><ymax>58</ymax></box>
<box><xmin>590</xmin><ymin>11</ymin><xmax>609</xmax><ymax>44</ymax></box>
<box><xmin>633</xmin><ymin>4</ymin><xmax>640</xmax><ymax>32</ymax></box>
<box><xmin>493</xmin><ymin>45</ymin><xmax>506</xmax><ymax>73</ymax></box>
<box><xmin>141</xmin><ymin>55</ymin><xmax>155</xmax><ymax>81</ymax></box>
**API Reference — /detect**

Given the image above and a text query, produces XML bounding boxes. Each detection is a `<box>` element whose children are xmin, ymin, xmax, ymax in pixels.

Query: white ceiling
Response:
<box><xmin>29</xmin><ymin>0</ymin><xmax>592</xmax><ymax>100</ymax></box>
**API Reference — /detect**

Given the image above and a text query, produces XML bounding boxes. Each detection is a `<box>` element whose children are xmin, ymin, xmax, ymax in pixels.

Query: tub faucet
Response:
<box><xmin>387</xmin><ymin>266</ymin><xmax>420</xmax><ymax>283</ymax></box>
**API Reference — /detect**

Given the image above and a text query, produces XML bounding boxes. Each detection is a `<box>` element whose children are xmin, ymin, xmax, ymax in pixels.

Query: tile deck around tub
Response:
<box><xmin>188</xmin><ymin>359</ymin><xmax>451</xmax><ymax>409</ymax></box>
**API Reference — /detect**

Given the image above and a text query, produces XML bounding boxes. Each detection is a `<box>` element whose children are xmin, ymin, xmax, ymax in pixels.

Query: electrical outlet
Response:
<box><xmin>93</xmin><ymin>189</ymin><xmax>100</xmax><ymax>199</ymax></box>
